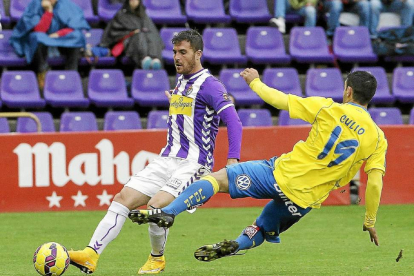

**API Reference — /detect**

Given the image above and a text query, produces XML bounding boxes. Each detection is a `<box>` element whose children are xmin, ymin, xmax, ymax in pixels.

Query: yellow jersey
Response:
<box><xmin>274</xmin><ymin>95</ymin><xmax>387</xmax><ymax>209</ymax></box>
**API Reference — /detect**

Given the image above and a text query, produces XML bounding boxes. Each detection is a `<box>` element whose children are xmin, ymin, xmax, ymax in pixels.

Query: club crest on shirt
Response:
<box><xmin>184</xmin><ymin>85</ymin><xmax>193</xmax><ymax>96</ymax></box>
<box><xmin>236</xmin><ymin>174</ymin><xmax>251</xmax><ymax>190</ymax></box>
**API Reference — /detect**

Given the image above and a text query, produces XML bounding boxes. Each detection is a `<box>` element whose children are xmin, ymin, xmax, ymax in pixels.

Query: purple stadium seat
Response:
<box><xmin>290</xmin><ymin>27</ymin><xmax>334</xmax><ymax>64</ymax></box>
<box><xmin>278</xmin><ymin>110</ymin><xmax>309</xmax><ymax>126</ymax></box>
<box><xmin>409</xmin><ymin>108</ymin><xmax>414</xmax><ymax>125</ymax></box>
<box><xmin>98</xmin><ymin>0</ymin><xmax>122</xmax><ymax>22</ymax></box>
<box><xmin>219</xmin><ymin>69</ymin><xmax>264</xmax><ymax>106</ymax></box>
<box><xmin>0</xmin><ymin>118</ymin><xmax>10</xmax><ymax>133</ymax></box>
<box><xmin>0</xmin><ymin>71</ymin><xmax>46</xmax><ymax>108</ymax></box>
<box><xmin>143</xmin><ymin>0</ymin><xmax>187</xmax><ymax>25</ymax></box>
<box><xmin>16</xmin><ymin>112</ymin><xmax>55</xmax><ymax>133</ymax></box>
<box><xmin>369</xmin><ymin>107</ymin><xmax>403</xmax><ymax>125</ymax></box>
<box><xmin>60</xmin><ymin>112</ymin><xmax>98</xmax><ymax>132</ymax></box>
<box><xmin>0</xmin><ymin>30</ymin><xmax>27</xmax><ymax>67</ymax></box>
<box><xmin>131</xmin><ymin>69</ymin><xmax>170</xmax><ymax>107</ymax></box>
<box><xmin>333</xmin><ymin>27</ymin><xmax>378</xmax><ymax>63</ymax></box>
<box><xmin>203</xmin><ymin>28</ymin><xmax>247</xmax><ymax>65</ymax></box>
<box><xmin>10</xmin><ymin>0</ymin><xmax>31</xmax><ymax>22</ymax></box>
<box><xmin>246</xmin><ymin>27</ymin><xmax>290</xmax><ymax>65</ymax></box>
<box><xmin>229</xmin><ymin>0</ymin><xmax>272</xmax><ymax>23</ymax></box>
<box><xmin>238</xmin><ymin>109</ymin><xmax>273</xmax><ymax>127</ymax></box>
<box><xmin>262</xmin><ymin>68</ymin><xmax>302</xmax><ymax>97</ymax></box>
<box><xmin>392</xmin><ymin>67</ymin><xmax>414</xmax><ymax>103</ymax></box>
<box><xmin>351</xmin><ymin>67</ymin><xmax>395</xmax><ymax>104</ymax></box>
<box><xmin>306</xmin><ymin>68</ymin><xmax>344</xmax><ymax>102</ymax></box>
<box><xmin>147</xmin><ymin>110</ymin><xmax>169</xmax><ymax>129</ymax></box>
<box><xmin>160</xmin><ymin>27</ymin><xmax>186</xmax><ymax>65</ymax></box>
<box><xmin>0</xmin><ymin>0</ymin><xmax>11</xmax><ymax>24</ymax></box>
<box><xmin>104</xmin><ymin>111</ymin><xmax>142</xmax><ymax>131</ymax></box>
<box><xmin>44</xmin><ymin>70</ymin><xmax>89</xmax><ymax>108</ymax></box>
<box><xmin>88</xmin><ymin>69</ymin><xmax>134</xmax><ymax>107</ymax></box>
<box><xmin>79</xmin><ymin>29</ymin><xmax>116</xmax><ymax>66</ymax></box>
<box><xmin>71</xmin><ymin>0</ymin><xmax>99</xmax><ymax>24</ymax></box>
<box><xmin>186</xmin><ymin>0</ymin><xmax>231</xmax><ymax>24</ymax></box>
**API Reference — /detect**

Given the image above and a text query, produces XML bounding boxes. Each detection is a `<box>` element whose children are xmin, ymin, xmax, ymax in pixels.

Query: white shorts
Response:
<box><xmin>125</xmin><ymin>156</ymin><xmax>210</xmax><ymax>198</ymax></box>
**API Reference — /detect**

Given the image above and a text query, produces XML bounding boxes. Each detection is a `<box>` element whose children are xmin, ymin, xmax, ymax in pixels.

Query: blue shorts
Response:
<box><xmin>226</xmin><ymin>157</ymin><xmax>311</xmax><ymax>243</ymax></box>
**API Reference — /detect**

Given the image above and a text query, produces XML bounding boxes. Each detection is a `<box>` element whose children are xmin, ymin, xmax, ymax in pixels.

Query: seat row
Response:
<box><xmin>1</xmin><ymin>106</ymin><xmax>412</xmax><ymax>134</ymax></box>
<box><xmin>3</xmin><ymin>25</ymin><xmax>407</xmax><ymax>69</ymax></box>
<box><xmin>0</xmin><ymin>0</ymin><xmax>272</xmax><ymax>25</ymax></box>
<box><xmin>1</xmin><ymin>66</ymin><xmax>413</xmax><ymax>110</ymax></box>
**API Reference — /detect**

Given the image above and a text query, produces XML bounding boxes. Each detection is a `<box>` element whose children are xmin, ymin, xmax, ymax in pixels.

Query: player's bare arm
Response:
<box><xmin>363</xmin><ymin>169</ymin><xmax>383</xmax><ymax>246</ymax></box>
<box><xmin>240</xmin><ymin>68</ymin><xmax>289</xmax><ymax>110</ymax></box>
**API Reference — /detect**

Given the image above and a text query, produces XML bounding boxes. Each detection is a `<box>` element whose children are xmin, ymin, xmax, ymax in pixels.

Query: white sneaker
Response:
<box><xmin>269</xmin><ymin>17</ymin><xmax>286</xmax><ymax>34</ymax></box>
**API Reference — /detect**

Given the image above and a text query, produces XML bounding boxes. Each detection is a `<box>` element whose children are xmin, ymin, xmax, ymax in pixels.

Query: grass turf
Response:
<box><xmin>1</xmin><ymin>205</ymin><xmax>413</xmax><ymax>276</ymax></box>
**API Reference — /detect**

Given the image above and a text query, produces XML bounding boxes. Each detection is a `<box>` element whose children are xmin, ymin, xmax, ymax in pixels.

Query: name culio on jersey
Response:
<box><xmin>340</xmin><ymin>114</ymin><xmax>365</xmax><ymax>135</ymax></box>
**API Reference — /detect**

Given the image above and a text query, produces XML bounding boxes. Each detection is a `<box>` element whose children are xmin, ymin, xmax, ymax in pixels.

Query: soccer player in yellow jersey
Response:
<box><xmin>129</xmin><ymin>68</ymin><xmax>387</xmax><ymax>262</ymax></box>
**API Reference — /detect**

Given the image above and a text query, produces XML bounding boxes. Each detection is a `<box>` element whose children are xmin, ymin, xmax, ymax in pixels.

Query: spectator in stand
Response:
<box><xmin>269</xmin><ymin>0</ymin><xmax>317</xmax><ymax>34</ymax></box>
<box><xmin>10</xmin><ymin>0</ymin><xmax>90</xmax><ymax>90</ymax></box>
<box><xmin>370</xmin><ymin>0</ymin><xmax>414</xmax><ymax>38</ymax></box>
<box><xmin>324</xmin><ymin>0</ymin><xmax>370</xmax><ymax>37</ymax></box>
<box><xmin>99</xmin><ymin>0</ymin><xmax>164</xmax><ymax>70</ymax></box>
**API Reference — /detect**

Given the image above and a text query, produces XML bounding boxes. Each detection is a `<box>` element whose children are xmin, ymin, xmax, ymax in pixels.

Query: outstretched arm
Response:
<box><xmin>363</xmin><ymin>169</ymin><xmax>383</xmax><ymax>246</ymax></box>
<box><xmin>240</xmin><ymin>68</ymin><xmax>289</xmax><ymax>111</ymax></box>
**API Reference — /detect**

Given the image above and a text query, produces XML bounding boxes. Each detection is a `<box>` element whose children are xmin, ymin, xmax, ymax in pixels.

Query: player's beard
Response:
<box><xmin>176</xmin><ymin>54</ymin><xmax>196</xmax><ymax>75</ymax></box>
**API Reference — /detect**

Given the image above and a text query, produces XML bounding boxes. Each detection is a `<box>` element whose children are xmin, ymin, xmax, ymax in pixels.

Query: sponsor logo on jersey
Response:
<box><xmin>236</xmin><ymin>174</ymin><xmax>251</xmax><ymax>190</ymax></box>
<box><xmin>169</xmin><ymin>94</ymin><xmax>193</xmax><ymax>116</ymax></box>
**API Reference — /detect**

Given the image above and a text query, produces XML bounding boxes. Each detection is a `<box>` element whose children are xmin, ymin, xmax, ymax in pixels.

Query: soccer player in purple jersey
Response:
<box><xmin>69</xmin><ymin>29</ymin><xmax>243</xmax><ymax>274</ymax></box>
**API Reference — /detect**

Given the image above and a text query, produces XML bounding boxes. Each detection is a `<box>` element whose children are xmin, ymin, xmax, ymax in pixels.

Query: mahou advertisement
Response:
<box><xmin>3</xmin><ymin>125</ymin><xmax>411</xmax><ymax>213</ymax></box>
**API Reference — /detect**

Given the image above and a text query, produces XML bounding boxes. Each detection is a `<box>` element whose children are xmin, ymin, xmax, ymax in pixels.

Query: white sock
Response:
<box><xmin>148</xmin><ymin>223</ymin><xmax>169</xmax><ymax>256</ymax></box>
<box><xmin>88</xmin><ymin>201</ymin><xmax>129</xmax><ymax>254</ymax></box>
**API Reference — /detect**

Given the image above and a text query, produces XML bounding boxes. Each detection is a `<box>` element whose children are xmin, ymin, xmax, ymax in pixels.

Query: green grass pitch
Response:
<box><xmin>1</xmin><ymin>205</ymin><xmax>413</xmax><ymax>276</ymax></box>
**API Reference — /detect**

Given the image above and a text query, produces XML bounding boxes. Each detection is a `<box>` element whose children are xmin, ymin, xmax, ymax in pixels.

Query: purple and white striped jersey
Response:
<box><xmin>160</xmin><ymin>69</ymin><xmax>234</xmax><ymax>170</ymax></box>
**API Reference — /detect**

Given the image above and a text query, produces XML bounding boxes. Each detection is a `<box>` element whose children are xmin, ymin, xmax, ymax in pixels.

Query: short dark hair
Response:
<box><xmin>345</xmin><ymin>71</ymin><xmax>377</xmax><ymax>105</ymax></box>
<box><xmin>171</xmin><ymin>29</ymin><xmax>203</xmax><ymax>52</ymax></box>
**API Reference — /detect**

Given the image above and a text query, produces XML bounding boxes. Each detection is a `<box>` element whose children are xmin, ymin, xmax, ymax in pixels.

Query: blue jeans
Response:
<box><xmin>324</xmin><ymin>0</ymin><xmax>370</xmax><ymax>36</ymax></box>
<box><xmin>274</xmin><ymin>0</ymin><xmax>317</xmax><ymax>26</ymax></box>
<box><xmin>370</xmin><ymin>0</ymin><xmax>414</xmax><ymax>36</ymax></box>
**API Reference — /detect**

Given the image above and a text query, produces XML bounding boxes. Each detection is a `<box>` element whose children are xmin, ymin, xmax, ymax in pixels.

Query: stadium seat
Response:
<box><xmin>0</xmin><ymin>118</ymin><xmax>10</xmax><ymax>133</ymax></box>
<box><xmin>0</xmin><ymin>0</ymin><xmax>11</xmax><ymax>24</ymax></box>
<box><xmin>202</xmin><ymin>28</ymin><xmax>247</xmax><ymax>65</ymax></box>
<box><xmin>10</xmin><ymin>0</ymin><xmax>31</xmax><ymax>22</ymax></box>
<box><xmin>186</xmin><ymin>0</ymin><xmax>231</xmax><ymax>24</ymax></box>
<box><xmin>71</xmin><ymin>0</ymin><xmax>99</xmax><ymax>24</ymax></box>
<box><xmin>0</xmin><ymin>71</ymin><xmax>46</xmax><ymax>108</ymax></box>
<box><xmin>238</xmin><ymin>109</ymin><xmax>273</xmax><ymax>127</ymax></box>
<box><xmin>88</xmin><ymin>69</ymin><xmax>134</xmax><ymax>107</ymax></box>
<box><xmin>229</xmin><ymin>0</ymin><xmax>272</xmax><ymax>23</ymax></box>
<box><xmin>44</xmin><ymin>71</ymin><xmax>89</xmax><ymax>108</ymax></box>
<box><xmin>60</xmin><ymin>112</ymin><xmax>98</xmax><ymax>132</ymax></box>
<box><xmin>369</xmin><ymin>107</ymin><xmax>403</xmax><ymax>125</ymax></box>
<box><xmin>351</xmin><ymin>67</ymin><xmax>395</xmax><ymax>104</ymax></box>
<box><xmin>278</xmin><ymin>110</ymin><xmax>309</xmax><ymax>126</ymax></box>
<box><xmin>131</xmin><ymin>69</ymin><xmax>170</xmax><ymax>107</ymax></box>
<box><xmin>143</xmin><ymin>0</ymin><xmax>187</xmax><ymax>25</ymax></box>
<box><xmin>0</xmin><ymin>30</ymin><xmax>27</xmax><ymax>67</ymax></box>
<box><xmin>16</xmin><ymin>112</ymin><xmax>55</xmax><ymax>133</ymax></box>
<box><xmin>392</xmin><ymin>67</ymin><xmax>414</xmax><ymax>103</ymax></box>
<box><xmin>98</xmin><ymin>0</ymin><xmax>122</xmax><ymax>22</ymax></box>
<box><xmin>219</xmin><ymin>69</ymin><xmax>264</xmax><ymax>106</ymax></box>
<box><xmin>160</xmin><ymin>27</ymin><xmax>187</xmax><ymax>65</ymax></box>
<box><xmin>147</xmin><ymin>110</ymin><xmax>170</xmax><ymax>129</ymax></box>
<box><xmin>409</xmin><ymin>108</ymin><xmax>414</xmax><ymax>125</ymax></box>
<box><xmin>262</xmin><ymin>68</ymin><xmax>302</xmax><ymax>97</ymax></box>
<box><xmin>333</xmin><ymin>27</ymin><xmax>378</xmax><ymax>63</ymax></box>
<box><xmin>245</xmin><ymin>27</ymin><xmax>291</xmax><ymax>65</ymax></box>
<box><xmin>104</xmin><ymin>111</ymin><xmax>142</xmax><ymax>131</ymax></box>
<box><xmin>289</xmin><ymin>27</ymin><xmax>334</xmax><ymax>64</ymax></box>
<box><xmin>306</xmin><ymin>68</ymin><xmax>344</xmax><ymax>102</ymax></box>
<box><xmin>79</xmin><ymin>29</ymin><xmax>116</xmax><ymax>66</ymax></box>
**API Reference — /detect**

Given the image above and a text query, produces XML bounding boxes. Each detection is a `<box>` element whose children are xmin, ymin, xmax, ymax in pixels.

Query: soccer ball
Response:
<box><xmin>33</xmin><ymin>242</ymin><xmax>70</xmax><ymax>276</ymax></box>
